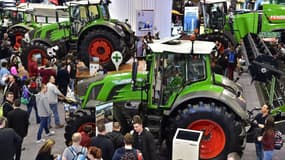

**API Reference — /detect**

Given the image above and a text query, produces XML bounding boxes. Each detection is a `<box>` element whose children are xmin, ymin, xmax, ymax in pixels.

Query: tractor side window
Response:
<box><xmin>79</xmin><ymin>6</ymin><xmax>88</xmax><ymax>20</ymax></box>
<box><xmin>100</xmin><ymin>5</ymin><xmax>110</xmax><ymax>20</ymax></box>
<box><xmin>187</xmin><ymin>55</ymin><xmax>206</xmax><ymax>81</ymax></box>
<box><xmin>89</xmin><ymin>5</ymin><xmax>99</xmax><ymax>20</ymax></box>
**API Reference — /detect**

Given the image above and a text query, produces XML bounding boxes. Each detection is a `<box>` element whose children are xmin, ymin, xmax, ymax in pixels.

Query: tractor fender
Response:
<box><xmin>167</xmin><ymin>90</ymin><xmax>248</xmax><ymax>121</ymax></box>
<box><xmin>30</xmin><ymin>38</ymin><xmax>53</xmax><ymax>47</ymax></box>
<box><xmin>79</xmin><ymin>22</ymin><xmax>126</xmax><ymax>42</ymax></box>
<box><xmin>8</xmin><ymin>24</ymin><xmax>33</xmax><ymax>32</ymax></box>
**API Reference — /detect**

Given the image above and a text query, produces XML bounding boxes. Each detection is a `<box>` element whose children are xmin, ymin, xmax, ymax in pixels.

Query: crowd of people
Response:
<box><xmin>40</xmin><ymin>115</ymin><xmax>156</xmax><ymax>160</ymax></box>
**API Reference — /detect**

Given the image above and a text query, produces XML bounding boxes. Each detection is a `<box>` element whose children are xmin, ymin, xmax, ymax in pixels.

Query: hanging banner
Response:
<box><xmin>136</xmin><ymin>10</ymin><xmax>154</xmax><ymax>37</ymax></box>
<box><xmin>184</xmin><ymin>6</ymin><xmax>199</xmax><ymax>34</ymax></box>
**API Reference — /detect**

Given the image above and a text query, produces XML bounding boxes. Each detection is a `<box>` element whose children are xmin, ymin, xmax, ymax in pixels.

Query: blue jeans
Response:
<box><xmin>37</xmin><ymin>117</ymin><xmax>50</xmax><ymax>140</ymax></box>
<box><xmin>264</xmin><ymin>150</ymin><xmax>273</xmax><ymax>160</ymax></box>
<box><xmin>27</xmin><ymin>99</ymin><xmax>40</xmax><ymax>123</ymax></box>
<box><xmin>69</xmin><ymin>78</ymin><xmax>75</xmax><ymax>92</ymax></box>
<box><xmin>255</xmin><ymin>141</ymin><xmax>263</xmax><ymax>160</ymax></box>
<box><xmin>49</xmin><ymin>103</ymin><xmax>61</xmax><ymax>126</ymax></box>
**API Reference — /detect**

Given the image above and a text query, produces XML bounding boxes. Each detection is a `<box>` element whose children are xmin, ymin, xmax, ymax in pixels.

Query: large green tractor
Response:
<box><xmin>65</xmin><ymin>37</ymin><xmax>247</xmax><ymax>160</ymax></box>
<box><xmin>22</xmin><ymin>0</ymin><xmax>136</xmax><ymax>70</ymax></box>
<box><xmin>1</xmin><ymin>3</ymin><xmax>68</xmax><ymax>50</ymax></box>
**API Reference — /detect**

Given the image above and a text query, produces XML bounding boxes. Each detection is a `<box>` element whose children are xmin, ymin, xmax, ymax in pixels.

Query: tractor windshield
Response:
<box><xmin>153</xmin><ymin>53</ymin><xmax>206</xmax><ymax>105</ymax></box>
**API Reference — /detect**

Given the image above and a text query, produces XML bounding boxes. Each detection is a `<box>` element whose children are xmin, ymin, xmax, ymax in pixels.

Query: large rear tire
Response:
<box><xmin>21</xmin><ymin>41</ymin><xmax>50</xmax><ymax>70</ymax></box>
<box><xmin>168</xmin><ymin>102</ymin><xmax>245</xmax><ymax>160</ymax></box>
<box><xmin>79</xmin><ymin>29</ymin><xmax>125</xmax><ymax>71</ymax></box>
<box><xmin>64</xmin><ymin>109</ymin><xmax>96</xmax><ymax>146</ymax></box>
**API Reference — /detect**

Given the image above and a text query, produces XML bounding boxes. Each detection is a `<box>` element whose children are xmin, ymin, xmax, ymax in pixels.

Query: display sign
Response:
<box><xmin>111</xmin><ymin>51</ymin><xmax>123</xmax><ymax>71</ymax></box>
<box><xmin>184</xmin><ymin>6</ymin><xmax>199</xmax><ymax>34</ymax></box>
<box><xmin>136</xmin><ymin>10</ymin><xmax>154</xmax><ymax>37</ymax></box>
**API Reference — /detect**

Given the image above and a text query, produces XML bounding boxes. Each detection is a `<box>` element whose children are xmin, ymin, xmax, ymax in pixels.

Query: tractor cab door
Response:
<box><xmin>70</xmin><ymin>5</ymin><xmax>88</xmax><ymax>37</ymax></box>
<box><xmin>151</xmin><ymin>53</ymin><xmax>207</xmax><ymax>108</ymax></box>
<box><xmin>152</xmin><ymin>53</ymin><xmax>186</xmax><ymax>107</ymax></box>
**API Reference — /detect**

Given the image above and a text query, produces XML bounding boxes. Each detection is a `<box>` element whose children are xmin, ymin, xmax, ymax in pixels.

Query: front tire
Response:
<box><xmin>8</xmin><ymin>27</ymin><xmax>28</xmax><ymax>50</ymax></box>
<box><xmin>21</xmin><ymin>41</ymin><xmax>50</xmax><ymax>70</ymax></box>
<box><xmin>168</xmin><ymin>102</ymin><xmax>245</xmax><ymax>160</ymax></box>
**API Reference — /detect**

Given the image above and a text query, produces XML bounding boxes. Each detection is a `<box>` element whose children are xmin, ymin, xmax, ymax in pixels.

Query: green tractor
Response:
<box><xmin>22</xmin><ymin>0</ymin><xmax>136</xmax><ymax>70</ymax></box>
<box><xmin>65</xmin><ymin>37</ymin><xmax>247</xmax><ymax>160</ymax></box>
<box><xmin>1</xmin><ymin>3</ymin><xmax>69</xmax><ymax>50</ymax></box>
<box><xmin>197</xmin><ymin>0</ymin><xmax>285</xmax><ymax>48</ymax></box>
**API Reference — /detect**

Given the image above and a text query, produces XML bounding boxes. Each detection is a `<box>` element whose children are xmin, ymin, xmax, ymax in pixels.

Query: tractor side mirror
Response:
<box><xmin>132</xmin><ymin>58</ymin><xmax>138</xmax><ymax>90</ymax></box>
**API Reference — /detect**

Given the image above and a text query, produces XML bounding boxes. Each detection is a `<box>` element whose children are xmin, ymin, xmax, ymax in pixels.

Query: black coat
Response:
<box><xmin>106</xmin><ymin>131</ymin><xmax>124</xmax><ymax>150</ymax></box>
<box><xmin>133</xmin><ymin>129</ymin><xmax>157</xmax><ymax>160</ymax></box>
<box><xmin>3</xmin><ymin>101</ymin><xmax>14</xmax><ymax>117</ymax></box>
<box><xmin>0</xmin><ymin>128</ymin><xmax>22</xmax><ymax>160</ymax></box>
<box><xmin>90</xmin><ymin>134</ymin><xmax>114</xmax><ymax>160</ymax></box>
<box><xmin>7</xmin><ymin>108</ymin><xmax>29</xmax><ymax>138</ymax></box>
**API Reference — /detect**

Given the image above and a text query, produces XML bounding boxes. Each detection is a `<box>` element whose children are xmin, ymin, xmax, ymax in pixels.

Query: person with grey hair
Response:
<box><xmin>0</xmin><ymin>117</ymin><xmax>22</xmax><ymax>160</ymax></box>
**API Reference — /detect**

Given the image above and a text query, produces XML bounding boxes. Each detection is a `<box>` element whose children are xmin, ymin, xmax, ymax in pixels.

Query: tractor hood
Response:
<box><xmin>28</xmin><ymin>21</ymin><xmax>70</xmax><ymax>41</ymax></box>
<box><xmin>77</xmin><ymin>71</ymin><xmax>148</xmax><ymax>107</ymax></box>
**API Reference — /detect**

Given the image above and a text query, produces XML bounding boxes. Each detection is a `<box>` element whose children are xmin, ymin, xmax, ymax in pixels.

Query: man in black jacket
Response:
<box><xmin>106</xmin><ymin>122</ymin><xmax>124</xmax><ymax>150</ymax></box>
<box><xmin>2</xmin><ymin>91</ymin><xmax>14</xmax><ymax>117</ymax></box>
<box><xmin>90</xmin><ymin>121</ymin><xmax>114</xmax><ymax>160</ymax></box>
<box><xmin>132</xmin><ymin>115</ymin><xmax>157</xmax><ymax>160</ymax></box>
<box><xmin>7</xmin><ymin>99</ymin><xmax>29</xmax><ymax>160</ymax></box>
<box><xmin>0</xmin><ymin>116</ymin><xmax>22</xmax><ymax>160</ymax></box>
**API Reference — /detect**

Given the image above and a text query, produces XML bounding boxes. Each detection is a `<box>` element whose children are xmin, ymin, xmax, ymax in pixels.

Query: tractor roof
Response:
<box><xmin>67</xmin><ymin>0</ymin><xmax>105</xmax><ymax>5</ymax></box>
<box><xmin>148</xmin><ymin>37</ymin><xmax>215</xmax><ymax>54</ymax></box>
<box><xmin>201</xmin><ymin>0</ymin><xmax>227</xmax><ymax>4</ymax></box>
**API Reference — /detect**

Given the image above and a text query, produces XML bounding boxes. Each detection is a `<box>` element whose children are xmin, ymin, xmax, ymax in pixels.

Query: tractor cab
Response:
<box><xmin>133</xmin><ymin>38</ymin><xmax>216</xmax><ymax>109</ymax></box>
<box><xmin>201</xmin><ymin>0</ymin><xmax>228</xmax><ymax>32</ymax></box>
<box><xmin>68</xmin><ymin>0</ymin><xmax>110</xmax><ymax>37</ymax></box>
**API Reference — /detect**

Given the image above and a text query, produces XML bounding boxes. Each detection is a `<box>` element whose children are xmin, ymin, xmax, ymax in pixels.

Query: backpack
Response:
<box><xmin>21</xmin><ymin>85</ymin><xmax>30</xmax><ymax>105</ymax></box>
<box><xmin>228</xmin><ymin>51</ymin><xmax>236</xmax><ymax>63</ymax></box>
<box><xmin>69</xmin><ymin>146</ymin><xmax>87</xmax><ymax>160</ymax></box>
<box><xmin>120</xmin><ymin>148</ymin><xmax>143</xmax><ymax>160</ymax></box>
<box><xmin>274</xmin><ymin>129</ymin><xmax>283</xmax><ymax>150</ymax></box>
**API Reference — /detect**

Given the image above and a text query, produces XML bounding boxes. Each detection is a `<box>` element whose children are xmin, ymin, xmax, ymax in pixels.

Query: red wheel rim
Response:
<box><xmin>188</xmin><ymin>120</ymin><xmax>226</xmax><ymax>159</ymax></box>
<box><xmin>77</xmin><ymin>122</ymin><xmax>96</xmax><ymax>132</ymax></box>
<box><xmin>88</xmin><ymin>38</ymin><xmax>113</xmax><ymax>64</ymax></box>
<box><xmin>28</xmin><ymin>49</ymin><xmax>47</xmax><ymax>67</ymax></box>
<box><xmin>14</xmin><ymin>33</ymin><xmax>23</xmax><ymax>50</ymax></box>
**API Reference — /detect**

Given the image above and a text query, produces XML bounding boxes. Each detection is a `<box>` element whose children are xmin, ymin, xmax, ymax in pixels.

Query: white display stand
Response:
<box><xmin>172</xmin><ymin>128</ymin><xmax>203</xmax><ymax>160</ymax></box>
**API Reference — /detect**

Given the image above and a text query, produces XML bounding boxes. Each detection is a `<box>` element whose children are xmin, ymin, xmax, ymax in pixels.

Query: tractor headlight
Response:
<box><xmin>23</xmin><ymin>33</ymin><xmax>30</xmax><ymax>43</ymax></box>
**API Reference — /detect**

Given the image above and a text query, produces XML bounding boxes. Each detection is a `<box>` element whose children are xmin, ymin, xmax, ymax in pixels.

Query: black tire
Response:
<box><xmin>64</xmin><ymin>109</ymin><xmax>96</xmax><ymax>146</ymax></box>
<box><xmin>8</xmin><ymin>27</ymin><xmax>28</xmax><ymax>50</ymax></box>
<box><xmin>79</xmin><ymin>29</ymin><xmax>125</xmax><ymax>71</ymax></box>
<box><xmin>167</xmin><ymin>102</ymin><xmax>245</xmax><ymax>160</ymax></box>
<box><xmin>21</xmin><ymin>41</ymin><xmax>50</xmax><ymax>70</ymax></box>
